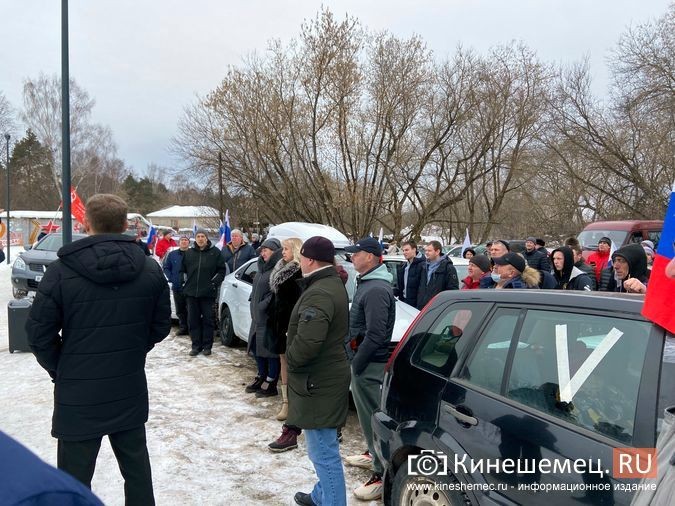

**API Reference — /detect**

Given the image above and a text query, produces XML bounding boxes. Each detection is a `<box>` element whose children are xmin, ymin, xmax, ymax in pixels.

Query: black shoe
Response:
<box><xmin>202</xmin><ymin>348</ymin><xmax>212</xmax><ymax>356</ymax></box>
<box><xmin>337</xmin><ymin>429</ymin><xmax>343</xmax><ymax>443</ymax></box>
<box><xmin>294</xmin><ymin>491</ymin><xmax>316</xmax><ymax>506</ymax></box>
<box><xmin>245</xmin><ymin>377</ymin><xmax>264</xmax><ymax>393</ymax></box>
<box><xmin>255</xmin><ymin>380</ymin><xmax>278</xmax><ymax>398</ymax></box>
<box><xmin>176</xmin><ymin>328</ymin><xmax>189</xmax><ymax>336</ymax></box>
<box><xmin>189</xmin><ymin>348</ymin><xmax>200</xmax><ymax>357</ymax></box>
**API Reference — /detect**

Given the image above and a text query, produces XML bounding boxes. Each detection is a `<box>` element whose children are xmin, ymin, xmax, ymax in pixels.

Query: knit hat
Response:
<box><xmin>641</xmin><ymin>240</ymin><xmax>655</xmax><ymax>251</ymax></box>
<box><xmin>598</xmin><ymin>237</ymin><xmax>612</xmax><ymax>246</ymax></box>
<box><xmin>493</xmin><ymin>239</ymin><xmax>511</xmax><ymax>251</ymax></box>
<box><xmin>493</xmin><ymin>252</ymin><xmax>526</xmax><ymax>273</ymax></box>
<box><xmin>469</xmin><ymin>254</ymin><xmax>491</xmax><ymax>273</ymax></box>
<box><xmin>301</xmin><ymin>236</ymin><xmax>335</xmax><ymax>263</ymax></box>
<box><xmin>535</xmin><ymin>238</ymin><xmax>546</xmax><ymax>247</ymax></box>
<box><xmin>525</xmin><ymin>236</ymin><xmax>537</xmax><ymax>244</ymax></box>
<box><xmin>259</xmin><ymin>238</ymin><xmax>281</xmax><ymax>251</ymax></box>
<box><xmin>643</xmin><ymin>246</ymin><xmax>655</xmax><ymax>258</ymax></box>
<box><xmin>179</xmin><ymin>234</ymin><xmax>190</xmax><ymax>240</ymax></box>
<box><xmin>194</xmin><ymin>228</ymin><xmax>208</xmax><ymax>237</ymax></box>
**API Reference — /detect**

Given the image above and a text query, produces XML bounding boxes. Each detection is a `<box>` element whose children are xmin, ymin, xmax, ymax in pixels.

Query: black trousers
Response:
<box><xmin>57</xmin><ymin>425</ymin><xmax>154</xmax><ymax>506</ymax></box>
<box><xmin>173</xmin><ymin>290</ymin><xmax>188</xmax><ymax>331</ymax></box>
<box><xmin>186</xmin><ymin>296</ymin><xmax>215</xmax><ymax>350</ymax></box>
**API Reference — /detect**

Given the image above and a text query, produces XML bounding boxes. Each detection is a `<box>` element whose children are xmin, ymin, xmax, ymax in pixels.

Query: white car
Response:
<box><xmin>217</xmin><ymin>221</ymin><xmax>423</xmax><ymax>347</ymax></box>
<box><xmin>217</xmin><ymin>257</ymin><xmax>420</xmax><ymax>347</ymax></box>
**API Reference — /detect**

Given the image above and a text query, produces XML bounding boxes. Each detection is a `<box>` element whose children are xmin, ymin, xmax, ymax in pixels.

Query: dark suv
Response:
<box><xmin>373</xmin><ymin>290</ymin><xmax>675</xmax><ymax>505</ymax></box>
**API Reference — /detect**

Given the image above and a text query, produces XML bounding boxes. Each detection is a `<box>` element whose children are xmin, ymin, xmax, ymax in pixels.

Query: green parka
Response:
<box><xmin>286</xmin><ymin>267</ymin><xmax>350</xmax><ymax>430</ymax></box>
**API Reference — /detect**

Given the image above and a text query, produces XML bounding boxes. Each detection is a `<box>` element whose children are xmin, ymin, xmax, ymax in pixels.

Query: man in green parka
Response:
<box><xmin>286</xmin><ymin>236</ymin><xmax>350</xmax><ymax>506</ymax></box>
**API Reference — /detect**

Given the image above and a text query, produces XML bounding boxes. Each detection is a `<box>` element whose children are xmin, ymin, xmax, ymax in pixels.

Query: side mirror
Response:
<box><xmin>24</xmin><ymin>243</ymin><xmax>33</xmax><ymax>251</ymax></box>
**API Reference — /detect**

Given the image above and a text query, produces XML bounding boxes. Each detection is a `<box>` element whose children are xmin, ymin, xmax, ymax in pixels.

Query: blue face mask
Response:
<box><xmin>491</xmin><ymin>272</ymin><xmax>501</xmax><ymax>283</ymax></box>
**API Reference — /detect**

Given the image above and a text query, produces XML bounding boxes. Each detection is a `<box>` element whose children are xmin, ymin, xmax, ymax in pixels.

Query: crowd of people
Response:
<box><xmin>392</xmin><ymin>235</ymin><xmax>653</xmax><ymax>314</ymax></box>
<box><xmin>18</xmin><ymin>194</ymin><xmax>663</xmax><ymax>506</ymax></box>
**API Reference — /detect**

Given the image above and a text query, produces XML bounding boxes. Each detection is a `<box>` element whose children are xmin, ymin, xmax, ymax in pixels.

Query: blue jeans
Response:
<box><xmin>255</xmin><ymin>356</ymin><xmax>280</xmax><ymax>380</ymax></box>
<box><xmin>304</xmin><ymin>428</ymin><xmax>346</xmax><ymax>506</ymax></box>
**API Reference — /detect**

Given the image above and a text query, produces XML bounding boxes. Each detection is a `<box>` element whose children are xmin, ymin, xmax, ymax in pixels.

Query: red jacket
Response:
<box><xmin>461</xmin><ymin>275</ymin><xmax>481</xmax><ymax>290</ymax></box>
<box><xmin>155</xmin><ymin>237</ymin><xmax>177</xmax><ymax>259</ymax></box>
<box><xmin>587</xmin><ymin>250</ymin><xmax>610</xmax><ymax>282</ymax></box>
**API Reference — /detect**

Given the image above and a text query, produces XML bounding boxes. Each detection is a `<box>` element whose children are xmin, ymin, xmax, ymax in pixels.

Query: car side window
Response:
<box><xmin>239</xmin><ymin>262</ymin><xmax>259</xmax><ymax>284</ymax></box>
<box><xmin>629</xmin><ymin>232</ymin><xmax>643</xmax><ymax>244</ymax></box>
<box><xmin>648</xmin><ymin>230</ymin><xmax>661</xmax><ymax>250</ymax></box>
<box><xmin>506</xmin><ymin>310</ymin><xmax>651</xmax><ymax>444</ymax></box>
<box><xmin>458</xmin><ymin>308</ymin><xmax>520</xmax><ymax>393</ymax></box>
<box><xmin>382</xmin><ymin>260</ymin><xmax>400</xmax><ymax>291</ymax></box>
<box><xmin>412</xmin><ymin>302</ymin><xmax>490</xmax><ymax>376</ymax></box>
<box><xmin>657</xmin><ymin>335</ymin><xmax>675</xmax><ymax>437</ymax></box>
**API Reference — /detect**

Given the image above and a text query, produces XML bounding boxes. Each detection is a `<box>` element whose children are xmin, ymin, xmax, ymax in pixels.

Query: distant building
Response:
<box><xmin>147</xmin><ymin>205</ymin><xmax>220</xmax><ymax>231</ymax></box>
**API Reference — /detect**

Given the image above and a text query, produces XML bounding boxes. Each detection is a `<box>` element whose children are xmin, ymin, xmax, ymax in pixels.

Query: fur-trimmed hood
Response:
<box><xmin>520</xmin><ymin>266</ymin><xmax>542</xmax><ymax>287</ymax></box>
<box><xmin>269</xmin><ymin>259</ymin><xmax>301</xmax><ymax>293</ymax></box>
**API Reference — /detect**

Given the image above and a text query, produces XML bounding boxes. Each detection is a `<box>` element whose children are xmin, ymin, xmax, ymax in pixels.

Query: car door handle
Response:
<box><xmin>231</xmin><ymin>282</ymin><xmax>238</xmax><ymax>288</ymax></box>
<box><xmin>444</xmin><ymin>404</ymin><xmax>478</xmax><ymax>426</ymax></box>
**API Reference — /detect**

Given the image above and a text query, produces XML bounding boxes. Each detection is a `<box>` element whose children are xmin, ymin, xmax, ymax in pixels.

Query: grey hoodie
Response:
<box><xmin>349</xmin><ymin>264</ymin><xmax>396</xmax><ymax>376</ymax></box>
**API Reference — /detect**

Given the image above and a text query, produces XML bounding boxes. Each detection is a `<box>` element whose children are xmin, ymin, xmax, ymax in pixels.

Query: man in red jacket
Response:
<box><xmin>154</xmin><ymin>229</ymin><xmax>177</xmax><ymax>260</ymax></box>
<box><xmin>587</xmin><ymin>236</ymin><xmax>612</xmax><ymax>283</ymax></box>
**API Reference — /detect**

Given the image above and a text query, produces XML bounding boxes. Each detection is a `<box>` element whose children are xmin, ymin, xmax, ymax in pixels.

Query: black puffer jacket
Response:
<box><xmin>524</xmin><ymin>248</ymin><xmax>552</xmax><ymax>272</ymax></box>
<box><xmin>181</xmin><ymin>240</ymin><xmax>227</xmax><ymax>298</ymax></box>
<box><xmin>416</xmin><ymin>257</ymin><xmax>459</xmax><ymax>309</ymax></box>
<box><xmin>26</xmin><ymin>234</ymin><xmax>171</xmax><ymax>441</ymax></box>
<box><xmin>598</xmin><ymin>243</ymin><xmax>649</xmax><ymax>292</ymax></box>
<box><xmin>396</xmin><ymin>256</ymin><xmax>424</xmax><ymax>307</ymax></box>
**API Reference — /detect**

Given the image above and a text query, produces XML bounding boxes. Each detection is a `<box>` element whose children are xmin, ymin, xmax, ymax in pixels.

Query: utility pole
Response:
<box><xmin>61</xmin><ymin>0</ymin><xmax>72</xmax><ymax>245</ymax></box>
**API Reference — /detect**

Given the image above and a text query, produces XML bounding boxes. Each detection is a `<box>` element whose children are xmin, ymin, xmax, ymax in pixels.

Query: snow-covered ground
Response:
<box><xmin>0</xmin><ymin>250</ymin><xmax>378</xmax><ymax>505</ymax></box>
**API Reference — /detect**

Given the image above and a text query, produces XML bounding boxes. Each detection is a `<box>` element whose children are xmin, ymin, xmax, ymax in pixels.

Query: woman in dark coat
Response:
<box><xmin>245</xmin><ymin>238</ymin><xmax>283</xmax><ymax>396</ymax></box>
<box><xmin>267</xmin><ymin>238</ymin><xmax>303</xmax><ymax>421</ymax></box>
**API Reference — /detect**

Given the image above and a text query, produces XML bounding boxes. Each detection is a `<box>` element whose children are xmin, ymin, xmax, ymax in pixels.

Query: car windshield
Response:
<box><xmin>577</xmin><ymin>230</ymin><xmax>628</xmax><ymax>250</ymax></box>
<box><xmin>34</xmin><ymin>234</ymin><xmax>87</xmax><ymax>251</ymax></box>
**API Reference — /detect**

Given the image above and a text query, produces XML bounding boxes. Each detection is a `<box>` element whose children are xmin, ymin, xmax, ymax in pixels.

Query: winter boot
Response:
<box><xmin>276</xmin><ymin>384</ymin><xmax>288</xmax><ymax>420</ymax></box>
<box><xmin>256</xmin><ymin>379</ymin><xmax>278</xmax><ymax>398</ymax></box>
<box><xmin>268</xmin><ymin>424</ymin><xmax>299</xmax><ymax>453</ymax></box>
<box><xmin>245</xmin><ymin>376</ymin><xmax>264</xmax><ymax>393</ymax></box>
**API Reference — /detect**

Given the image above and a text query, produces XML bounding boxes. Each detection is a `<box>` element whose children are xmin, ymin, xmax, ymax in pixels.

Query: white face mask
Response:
<box><xmin>491</xmin><ymin>272</ymin><xmax>501</xmax><ymax>283</ymax></box>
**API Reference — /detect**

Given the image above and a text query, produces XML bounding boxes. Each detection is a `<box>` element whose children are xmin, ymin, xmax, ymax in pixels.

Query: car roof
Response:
<box><xmin>267</xmin><ymin>222</ymin><xmax>351</xmax><ymax>248</ymax></box>
<box><xmin>583</xmin><ymin>220</ymin><xmax>663</xmax><ymax>230</ymax></box>
<box><xmin>429</xmin><ymin>289</ymin><xmax>645</xmax><ymax>316</ymax></box>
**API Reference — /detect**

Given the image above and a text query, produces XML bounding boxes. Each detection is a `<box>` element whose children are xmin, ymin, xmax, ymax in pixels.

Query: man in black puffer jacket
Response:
<box><xmin>181</xmin><ymin>228</ymin><xmax>227</xmax><ymax>356</ymax></box>
<box><xmin>26</xmin><ymin>194</ymin><xmax>171</xmax><ymax>505</ymax></box>
<box><xmin>416</xmin><ymin>241</ymin><xmax>459</xmax><ymax>310</ymax></box>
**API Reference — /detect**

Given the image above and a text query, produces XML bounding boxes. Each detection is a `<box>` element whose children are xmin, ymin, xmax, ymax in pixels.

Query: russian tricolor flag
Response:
<box><xmin>146</xmin><ymin>225</ymin><xmax>157</xmax><ymax>246</ymax></box>
<box><xmin>642</xmin><ymin>188</ymin><xmax>675</xmax><ymax>334</ymax></box>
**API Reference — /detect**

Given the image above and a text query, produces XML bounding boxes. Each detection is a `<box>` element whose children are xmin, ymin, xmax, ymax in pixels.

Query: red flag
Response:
<box><xmin>41</xmin><ymin>221</ymin><xmax>60</xmax><ymax>233</ymax></box>
<box><xmin>70</xmin><ymin>187</ymin><xmax>86</xmax><ymax>225</ymax></box>
<box><xmin>642</xmin><ymin>189</ymin><xmax>675</xmax><ymax>334</ymax></box>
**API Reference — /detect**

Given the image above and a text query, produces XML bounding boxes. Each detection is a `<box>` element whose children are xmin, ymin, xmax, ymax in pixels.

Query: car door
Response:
<box><xmin>227</xmin><ymin>260</ymin><xmax>258</xmax><ymax>339</ymax></box>
<box><xmin>437</xmin><ymin>305</ymin><xmax>659</xmax><ymax>505</ymax></box>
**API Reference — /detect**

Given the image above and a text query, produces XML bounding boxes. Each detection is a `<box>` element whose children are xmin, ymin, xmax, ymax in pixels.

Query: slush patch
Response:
<box><xmin>301</xmin><ymin>308</ymin><xmax>318</xmax><ymax>322</ymax></box>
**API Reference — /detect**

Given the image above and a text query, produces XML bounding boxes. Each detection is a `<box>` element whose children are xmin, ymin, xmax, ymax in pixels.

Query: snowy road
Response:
<box><xmin>0</xmin><ymin>258</ymin><xmax>378</xmax><ymax>505</ymax></box>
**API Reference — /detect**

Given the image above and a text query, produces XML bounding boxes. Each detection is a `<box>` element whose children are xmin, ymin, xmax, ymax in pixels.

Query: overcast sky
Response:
<box><xmin>1</xmin><ymin>0</ymin><xmax>671</xmax><ymax>175</ymax></box>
